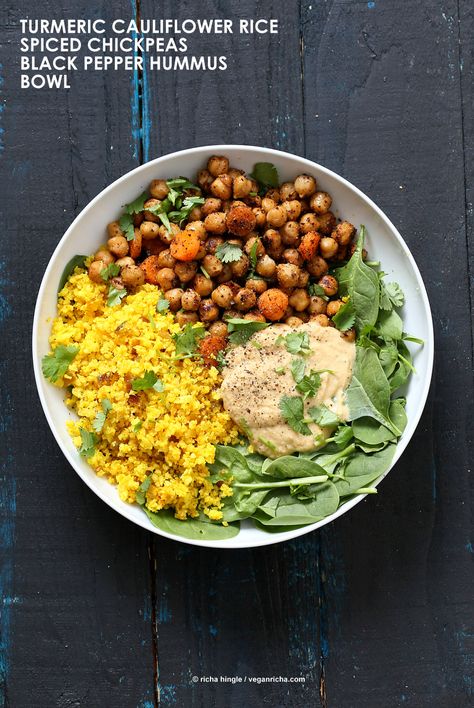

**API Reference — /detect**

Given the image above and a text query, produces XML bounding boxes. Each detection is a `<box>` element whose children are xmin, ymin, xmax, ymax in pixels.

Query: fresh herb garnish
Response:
<box><xmin>58</xmin><ymin>255</ymin><xmax>87</xmax><ymax>293</ymax></box>
<box><xmin>290</xmin><ymin>358</ymin><xmax>306</xmax><ymax>384</ymax></box>
<box><xmin>215</xmin><ymin>242</ymin><xmax>244</xmax><ymax>264</ymax></box>
<box><xmin>136</xmin><ymin>475</ymin><xmax>152</xmax><ymax>505</ymax></box>
<box><xmin>107</xmin><ymin>285</ymin><xmax>127</xmax><ymax>307</ymax></box>
<box><xmin>308</xmin><ymin>283</ymin><xmax>328</xmax><ymax>299</ymax></box>
<box><xmin>226</xmin><ymin>318</ymin><xmax>270</xmax><ymax>345</ymax></box>
<box><xmin>100</xmin><ymin>263</ymin><xmax>121</xmax><ymax>282</ymax></box>
<box><xmin>168</xmin><ymin>195</ymin><xmax>205</xmax><ymax>226</ymax></box>
<box><xmin>216</xmin><ymin>350</ymin><xmax>228</xmax><ymax>371</ymax></box>
<box><xmin>250</xmin><ymin>162</ymin><xmax>279</xmax><ymax>192</ymax></box>
<box><xmin>200</xmin><ymin>265</ymin><xmax>211</xmax><ymax>279</ymax></box>
<box><xmin>279</xmin><ymin>396</ymin><xmax>312</xmax><ymax>436</ymax></box>
<box><xmin>119</xmin><ymin>214</ymin><xmax>135</xmax><ymax>241</ymax></box>
<box><xmin>42</xmin><ymin>345</ymin><xmax>79</xmax><ymax>382</ymax></box>
<box><xmin>133</xmin><ymin>421</ymin><xmax>143</xmax><ymax>433</ymax></box>
<box><xmin>78</xmin><ymin>428</ymin><xmax>98</xmax><ymax>458</ymax></box>
<box><xmin>295</xmin><ymin>370</ymin><xmax>325</xmax><ymax>399</ymax></box>
<box><xmin>131</xmin><ymin>371</ymin><xmax>165</xmax><ymax>392</ymax></box>
<box><xmin>93</xmin><ymin>398</ymin><xmax>112</xmax><ymax>433</ymax></box>
<box><xmin>380</xmin><ymin>280</ymin><xmax>405</xmax><ymax>311</ymax></box>
<box><xmin>248</xmin><ymin>239</ymin><xmax>260</xmax><ymax>275</ymax></box>
<box><xmin>332</xmin><ymin>299</ymin><xmax>356</xmax><ymax>332</ymax></box>
<box><xmin>276</xmin><ymin>331</ymin><xmax>311</xmax><ymax>355</ymax></box>
<box><xmin>156</xmin><ymin>294</ymin><xmax>170</xmax><ymax>313</ymax></box>
<box><xmin>172</xmin><ymin>323</ymin><xmax>206</xmax><ymax>357</ymax></box>
<box><xmin>275</xmin><ymin>366</ymin><xmax>286</xmax><ymax>375</ymax></box>
<box><xmin>309</xmin><ymin>405</ymin><xmax>340</xmax><ymax>428</ymax></box>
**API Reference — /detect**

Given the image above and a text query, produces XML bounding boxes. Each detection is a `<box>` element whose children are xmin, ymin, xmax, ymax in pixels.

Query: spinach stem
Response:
<box><xmin>234</xmin><ymin>475</ymin><xmax>328</xmax><ymax>490</ymax></box>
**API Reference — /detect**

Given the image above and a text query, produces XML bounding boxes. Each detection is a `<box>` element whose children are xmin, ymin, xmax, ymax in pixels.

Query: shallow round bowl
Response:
<box><xmin>32</xmin><ymin>145</ymin><xmax>434</xmax><ymax>548</ymax></box>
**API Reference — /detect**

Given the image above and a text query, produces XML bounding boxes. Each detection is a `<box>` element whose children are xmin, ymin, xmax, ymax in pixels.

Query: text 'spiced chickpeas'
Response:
<box><xmin>91</xmin><ymin>155</ymin><xmax>359</xmax><ymax>337</ymax></box>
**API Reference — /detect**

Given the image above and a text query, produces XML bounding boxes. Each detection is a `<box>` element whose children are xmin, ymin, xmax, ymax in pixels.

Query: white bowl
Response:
<box><xmin>32</xmin><ymin>145</ymin><xmax>434</xmax><ymax>548</ymax></box>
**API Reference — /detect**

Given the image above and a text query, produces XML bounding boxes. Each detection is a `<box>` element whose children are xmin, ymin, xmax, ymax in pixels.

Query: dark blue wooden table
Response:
<box><xmin>1</xmin><ymin>2</ymin><xmax>472</xmax><ymax>706</ymax></box>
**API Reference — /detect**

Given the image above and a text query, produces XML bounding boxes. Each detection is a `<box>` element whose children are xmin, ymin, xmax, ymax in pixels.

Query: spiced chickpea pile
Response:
<box><xmin>88</xmin><ymin>155</ymin><xmax>358</xmax><ymax>340</ymax></box>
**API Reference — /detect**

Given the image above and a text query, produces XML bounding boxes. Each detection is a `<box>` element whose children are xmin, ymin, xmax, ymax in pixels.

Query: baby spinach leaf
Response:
<box><xmin>144</xmin><ymin>508</ymin><xmax>240</xmax><ymax>540</ymax></box>
<box><xmin>261</xmin><ymin>456</ymin><xmax>327</xmax><ymax>479</ymax></box>
<box><xmin>58</xmin><ymin>255</ymin><xmax>87</xmax><ymax>293</ymax></box>
<box><xmin>309</xmin><ymin>405</ymin><xmax>340</xmax><ymax>428</ymax></box>
<box><xmin>334</xmin><ymin>444</ymin><xmax>396</xmax><ymax>497</ymax></box>
<box><xmin>279</xmin><ymin>396</ymin><xmax>312</xmax><ymax>436</ymax></box>
<box><xmin>254</xmin><ymin>482</ymin><xmax>339</xmax><ymax>526</ymax></box>
<box><xmin>376</xmin><ymin>308</ymin><xmax>403</xmax><ymax>341</ymax></box>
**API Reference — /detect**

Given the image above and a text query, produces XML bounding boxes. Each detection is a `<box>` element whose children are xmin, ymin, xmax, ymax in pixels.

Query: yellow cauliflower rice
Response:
<box><xmin>49</xmin><ymin>271</ymin><xmax>239</xmax><ymax>521</ymax></box>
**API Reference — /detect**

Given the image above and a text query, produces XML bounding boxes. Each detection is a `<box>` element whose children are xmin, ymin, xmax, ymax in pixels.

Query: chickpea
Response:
<box><xmin>226</xmin><ymin>205</ymin><xmax>256</xmax><ymax>237</ymax></box>
<box><xmin>280</xmin><ymin>182</ymin><xmax>298</xmax><ymax>201</ymax></box>
<box><xmin>244</xmin><ymin>236</ymin><xmax>265</xmax><ymax>258</ymax></box>
<box><xmin>276</xmin><ymin>263</ymin><xmax>301</xmax><ymax>289</ymax></box>
<box><xmin>228</xmin><ymin>167</ymin><xmax>244</xmax><ymax>180</ymax></box>
<box><xmin>202</xmin><ymin>254</ymin><xmax>223</xmax><ymax>278</ymax></box>
<box><xmin>205</xmin><ymin>237</ymin><xmax>224</xmax><ymax>254</ymax></box>
<box><xmin>230</xmin><ymin>254</ymin><xmax>250</xmax><ymax>279</ymax></box>
<box><xmin>195</xmin><ymin>243</ymin><xmax>207</xmax><ymax>260</ymax></box>
<box><xmin>181</xmin><ymin>290</ymin><xmax>201</xmax><ymax>311</ymax></box>
<box><xmin>318</xmin><ymin>274</ymin><xmax>338</xmax><ymax>296</ymax></box>
<box><xmin>156</xmin><ymin>249</ymin><xmax>176</xmax><ymax>269</ymax></box>
<box><xmin>204</xmin><ymin>212</ymin><xmax>227</xmax><ymax>234</ymax></box>
<box><xmin>265</xmin><ymin>188</ymin><xmax>280</xmax><ymax>202</ymax></box>
<box><xmin>289</xmin><ymin>288</ymin><xmax>311</xmax><ymax>312</ymax></box>
<box><xmin>283</xmin><ymin>200</ymin><xmax>302</xmax><ymax>221</ymax></box>
<box><xmin>217</xmin><ymin>264</ymin><xmax>233</xmax><ymax>283</ymax></box>
<box><xmin>306</xmin><ymin>256</ymin><xmax>329</xmax><ymax>278</ymax></box>
<box><xmin>262</xmin><ymin>228</ymin><xmax>281</xmax><ymax>253</ymax></box>
<box><xmin>88</xmin><ymin>260</ymin><xmax>106</xmax><ymax>283</ymax></box>
<box><xmin>317</xmin><ymin>212</ymin><xmax>336</xmax><ymax>234</ymax></box>
<box><xmin>199</xmin><ymin>299</ymin><xmax>220</xmax><ymax>322</ymax></box>
<box><xmin>286</xmin><ymin>316</ymin><xmax>304</xmax><ymax>327</ymax></box>
<box><xmin>116</xmin><ymin>256</ymin><xmax>135</xmax><ymax>269</ymax></box>
<box><xmin>253</xmin><ymin>207</ymin><xmax>266</xmax><ymax>228</ymax></box>
<box><xmin>197</xmin><ymin>169</ymin><xmax>213</xmax><ymax>192</ymax></box>
<box><xmin>143</xmin><ymin>198</ymin><xmax>161</xmax><ymax>223</ymax></box>
<box><xmin>107</xmin><ymin>221</ymin><xmax>124</xmax><ymax>240</ymax></box>
<box><xmin>256</xmin><ymin>255</ymin><xmax>277</xmax><ymax>278</ymax></box>
<box><xmin>308</xmin><ymin>295</ymin><xmax>328</xmax><ymax>315</ymax></box>
<box><xmin>164</xmin><ymin>288</ymin><xmax>184</xmax><ymax>312</ymax></box>
<box><xmin>188</xmin><ymin>206</ymin><xmax>202</xmax><ymax>222</ymax></box>
<box><xmin>266</xmin><ymin>205</ymin><xmax>287</xmax><ymax>228</ymax></box>
<box><xmin>233</xmin><ymin>174</ymin><xmax>253</xmax><ymax>198</ymax></box>
<box><xmin>110</xmin><ymin>276</ymin><xmax>124</xmax><ymax>290</ymax></box>
<box><xmin>243</xmin><ymin>311</ymin><xmax>266</xmax><ymax>323</ymax></box>
<box><xmin>312</xmin><ymin>313</ymin><xmax>329</xmax><ymax>327</ymax></box>
<box><xmin>107</xmin><ymin>235</ymin><xmax>129</xmax><ymax>258</ymax></box>
<box><xmin>186</xmin><ymin>220</ymin><xmax>207</xmax><ymax>240</ymax></box>
<box><xmin>280</xmin><ymin>221</ymin><xmax>300</xmax><ymax>246</ymax></box>
<box><xmin>207</xmin><ymin>155</ymin><xmax>229</xmax><ymax>177</ymax></box>
<box><xmin>175</xmin><ymin>261</ymin><xmax>198</xmax><ymax>283</ymax></box>
<box><xmin>158</xmin><ymin>223</ymin><xmax>180</xmax><ymax>245</ymax></box>
<box><xmin>201</xmin><ymin>198</ymin><xmax>222</xmax><ymax>216</ymax></box>
<box><xmin>176</xmin><ymin>311</ymin><xmax>199</xmax><ymax>326</ymax></box>
<box><xmin>140</xmin><ymin>221</ymin><xmax>161</xmax><ymax>240</ymax></box>
<box><xmin>149</xmin><ymin>179</ymin><xmax>169</xmax><ymax>200</ymax></box>
<box><xmin>299</xmin><ymin>213</ymin><xmax>321</xmax><ymax>234</ymax></box>
<box><xmin>246</xmin><ymin>278</ymin><xmax>268</xmax><ymax>295</ymax></box>
<box><xmin>299</xmin><ymin>198</ymin><xmax>311</xmax><ymax>214</ymax></box>
<box><xmin>234</xmin><ymin>288</ymin><xmax>257</xmax><ymax>311</ymax></box>
<box><xmin>95</xmin><ymin>249</ymin><xmax>115</xmax><ymax>266</ymax></box>
<box><xmin>294</xmin><ymin>174</ymin><xmax>317</xmax><ymax>198</ymax></box>
<box><xmin>332</xmin><ymin>221</ymin><xmax>355</xmax><ymax>246</ymax></box>
<box><xmin>121</xmin><ymin>265</ymin><xmax>145</xmax><ymax>289</ymax></box>
<box><xmin>210</xmin><ymin>174</ymin><xmax>233</xmax><ymax>200</ymax></box>
<box><xmin>282</xmin><ymin>248</ymin><xmax>303</xmax><ymax>267</ymax></box>
<box><xmin>261</xmin><ymin>197</ymin><xmax>276</xmax><ymax>213</ymax></box>
<box><xmin>319</xmin><ymin>237</ymin><xmax>338</xmax><ymax>259</ymax></box>
<box><xmin>223</xmin><ymin>308</ymin><xmax>240</xmax><ymax>321</ymax></box>
<box><xmin>230</xmin><ymin>200</ymin><xmax>246</xmax><ymax>209</ymax></box>
<box><xmin>326</xmin><ymin>299</ymin><xmax>343</xmax><ymax>317</ymax></box>
<box><xmin>209</xmin><ymin>321</ymin><xmax>228</xmax><ymax>338</ymax></box>
<box><xmin>309</xmin><ymin>191</ymin><xmax>331</xmax><ymax>214</ymax></box>
<box><xmin>193</xmin><ymin>274</ymin><xmax>214</xmax><ymax>296</ymax></box>
<box><xmin>212</xmin><ymin>285</ymin><xmax>233</xmax><ymax>308</ymax></box>
<box><xmin>341</xmin><ymin>328</ymin><xmax>356</xmax><ymax>343</ymax></box>
<box><xmin>156</xmin><ymin>267</ymin><xmax>177</xmax><ymax>291</ymax></box>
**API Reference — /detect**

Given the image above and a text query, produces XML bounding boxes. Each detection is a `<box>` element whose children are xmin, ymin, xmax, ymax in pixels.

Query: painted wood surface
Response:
<box><xmin>0</xmin><ymin>1</ymin><xmax>472</xmax><ymax>707</ymax></box>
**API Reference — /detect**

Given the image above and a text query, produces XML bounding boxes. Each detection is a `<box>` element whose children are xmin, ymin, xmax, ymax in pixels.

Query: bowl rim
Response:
<box><xmin>32</xmin><ymin>144</ymin><xmax>434</xmax><ymax>549</ymax></box>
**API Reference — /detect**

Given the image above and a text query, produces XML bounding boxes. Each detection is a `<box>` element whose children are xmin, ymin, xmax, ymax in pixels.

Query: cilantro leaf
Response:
<box><xmin>168</xmin><ymin>195</ymin><xmax>205</xmax><ymax>226</ymax></box>
<box><xmin>290</xmin><ymin>358</ymin><xmax>306</xmax><ymax>383</ymax></box>
<box><xmin>166</xmin><ymin>177</ymin><xmax>200</xmax><ymax>192</ymax></box>
<box><xmin>332</xmin><ymin>299</ymin><xmax>356</xmax><ymax>332</ymax></box>
<box><xmin>276</xmin><ymin>331</ymin><xmax>311</xmax><ymax>355</ymax></box>
<box><xmin>107</xmin><ymin>285</ymin><xmax>127</xmax><ymax>307</ymax></box>
<box><xmin>93</xmin><ymin>398</ymin><xmax>112</xmax><ymax>433</ymax></box>
<box><xmin>172</xmin><ymin>323</ymin><xmax>206</xmax><ymax>357</ymax></box>
<box><xmin>308</xmin><ymin>282</ymin><xmax>329</xmax><ymax>299</ymax></box>
<box><xmin>331</xmin><ymin>425</ymin><xmax>354</xmax><ymax>447</ymax></box>
<box><xmin>133</xmin><ymin>421</ymin><xmax>143</xmax><ymax>433</ymax></box>
<box><xmin>131</xmin><ymin>371</ymin><xmax>165</xmax><ymax>392</ymax></box>
<box><xmin>78</xmin><ymin>428</ymin><xmax>98</xmax><ymax>458</ymax></box>
<box><xmin>250</xmin><ymin>162</ymin><xmax>279</xmax><ymax>191</ymax></box>
<box><xmin>216</xmin><ymin>350</ymin><xmax>228</xmax><ymax>371</ymax></box>
<box><xmin>156</xmin><ymin>294</ymin><xmax>170</xmax><ymax>313</ymax></box>
<box><xmin>296</xmin><ymin>370</ymin><xmax>324</xmax><ymax>399</ymax></box>
<box><xmin>42</xmin><ymin>345</ymin><xmax>79</xmax><ymax>383</ymax></box>
<box><xmin>385</xmin><ymin>281</ymin><xmax>405</xmax><ymax>309</ymax></box>
<box><xmin>126</xmin><ymin>192</ymin><xmax>148</xmax><ymax>215</ymax></box>
<box><xmin>279</xmin><ymin>396</ymin><xmax>312</xmax><ymax>436</ymax></box>
<box><xmin>119</xmin><ymin>213</ymin><xmax>135</xmax><ymax>241</ymax></box>
<box><xmin>308</xmin><ymin>405</ymin><xmax>340</xmax><ymax>428</ymax></box>
<box><xmin>248</xmin><ymin>239</ymin><xmax>260</xmax><ymax>274</ymax></box>
<box><xmin>215</xmin><ymin>242</ymin><xmax>244</xmax><ymax>264</ymax></box>
<box><xmin>100</xmin><ymin>263</ymin><xmax>121</xmax><ymax>282</ymax></box>
<box><xmin>226</xmin><ymin>318</ymin><xmax>270</xmax><ymax>345</ymax></box>
<box><xmin>136</xmin><ymin>475</ymin><xmax>152</xmax><ymax>505</ymax></box>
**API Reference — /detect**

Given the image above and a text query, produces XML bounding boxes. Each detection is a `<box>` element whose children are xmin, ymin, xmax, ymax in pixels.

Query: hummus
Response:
<box><xmin>220</xmin><ymin>321</ymin><xmax>356</xmax><ymax>458</ymax></box>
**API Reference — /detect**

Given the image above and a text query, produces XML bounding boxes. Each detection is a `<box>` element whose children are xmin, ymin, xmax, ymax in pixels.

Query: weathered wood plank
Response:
<box><xmin>302</xmin><ymin>1</ymin><xmax>473</xmax><ymax>706</ymax></box>
<box><xmin>0</xmin><ymin>3</ymin><xmax>154</xmax><ymax>705</ymax></box>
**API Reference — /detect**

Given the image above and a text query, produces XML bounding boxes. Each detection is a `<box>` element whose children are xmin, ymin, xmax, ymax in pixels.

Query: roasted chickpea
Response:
<box><xmin>243</xmin><ymin>310</ymin><xmax>266</xmax><ymax>323</ymax></box>
<box><xmin>95</xmin><ymin>249</ymin><xmax>115</xmax><ymax>266</ymax></box>
<box><xmin>332</xmin><ymin>221</ymin><xmax>356</xmax><ymax>246</ymax></box>
<box><xmin>212</xmin><ymin>285</ymin><xmax>233</xmax><ymax>308</ymax></box>
<box><xmin>308</xmin><ymin>296</ymin><xmax>327</xmax><ymax>315</ymax></box>
<box><xmin>175</xmin><ymin>261</ymin><xmax>198</xmax><ymax>283</ymax></box>
<box><xmin>299</xmin><ymin>213</ymin><xmax>321</xmax><ymax>234</ymax></box>
<box><xmin>230</xmin><ymin>254</ymin><xmax>250</xmax><ymax>279</ymax></box>
<box><xmin>207</xmin><ymin>155</ymin><xmax>229</xmax><ymax>177</ymax></box>
<box><xmin>294</xmin><ymin>174</ymin><xmax>317</xmax><ymax>198</ymax></box>
<box><xmin>282</xmin><ymin>248</ymin><xmax>303</xmax><ymax>267</ymax></box>
<box><xmin>317</xmin><ymin>212</ymin><xmax>336</xmax><ymax>234</ymax></box>
<box><xmin>306</xmin><ymin>256</ymin><xmax>329</xmax><ymax>278</ymax></box>
<box><xmin>288</xmin><ymin>288</ymin><xmax>311</xmax><ymax>312</ymax></box>
<box><xmin>266</xmin><ymin>205</ymin><xmax>287</xmax><ymax>228</ymax></box>
<box><xmin>326</xmin><ymin>299</ymin><xmax>343</xmax><ymax>317</ymax></box>
<box><xmin>276</xmin><ymin>263</ymin><xmax>301</xmax><ymax>289</ymax></box>
<box><xmin>341</xmin><ymin>328</ymin><xmax>356</xmax><ymax>342</ymax></box>
<box><xmin>188</xmin><ymin>206</ymin><xmax>202</xmax><ymax>222</ymax></box>
<box><xmin>107</xmin><ymin>221</ymin><xmax>124</xmax><ymax>240</ymax></box>
<box><xmin>297</xmin><ymin>269</ymin><xmax>310</xmax><ymax>288</ymax></box>
<box><xmin>181</xmin><ymin>290</ymin><xmax>201</xmax><ymax>311</ymax></box>
<box><xmin>156</xmin><ymin>267</ymin><xmax>177</xmax><ymax>291</ymax></box>
<box><xmin>199</xmin><ymin>299</ymin><xmax>220</xmax><ymax>322</ymax></box>
<box><xmin>280</xmin><ymin>221</ymin><xmax>300</xmax><ymax>246</ymax></box>
<box><xmin>264</xmin><ymin>188</ymin><xmax>280</xmax><ymax>202</ymax></box>
<box><xmin>204</xmin><ymin>212</ymin><xmax>227</xmax><ymax>234</ymax></box>
<box><xmin>217</xmin><ymin>264</ymin><xmax>233</xmax><ymax>283</ymax></box>
<box><xmin>143</xmin><ymin>198</ymin><xmax>161</xmax><ymax>223</ymax></box>
<box><xmin>164</xmin><ymin>288</ymin><xmax>184</xmax><ymax>311</ymax></box>
<box><xmin>310</xmin><ymin>191</ymin><xmax>332</xmax><ymax>214</ymax></box>
<box><xmin>140</xmin><ymin>221</ymin><xmax>161</xmax><ymax>240</ymax></box>
<box><xmin>256</xmin><ymin>255</ymin><xmax>277</xmax><ymax>278</ymax></box>
<box><xmin>233</xmin><ymin>174</ymin><xmax>253</xmax><ymax>198</ymax></box>
<box><xmin>149</xmin><ymin>179</ymin><xmax>169</xmax><ymax>200</ymax></box>
<box><xmin>158</xmin><ymin>223</ymin><xmax>180</xmax><ymax>245</ymax></box>
<box><xmin>116</xmin><ymin>256</ymin><xmax>135</xmax><ymax>269</ymax></box>
<box><xmin>244</xmin><ymin>236</ymin><xmax>265</xmax><ymax>258</ymax></box>
<box><xmin>261</xmin><ymin>197</ymin><xmax>276</xmax><ymax>213</ymax></box>
<box><xmin>210</xmin><ymin>174</ymin><xmax>232</xmax><ymax>200</ymax></box>
<box><xmin>280</xmin><ymin>182</ymin><xmax>298</xmax><ymax>201</ymax></box>
<box><xmin>262</xmin><ymin>228</ymin><xmax>282</xmax><ymax>254</ymax></box>
<box><xmin>253</xmin><ymin>207</ymin><xmax>266</xmax><ymax>228</ymax></box>
<box><xmin>176</xmin><ymin>311</ymin><xmax>199</xmax><ymax>326</ymax></box>
<box><xmin>228</xmin><ymin>167</ymin><xmax>244</xmax><ymax>180</ymax></box>
<box><xmin>209</xmin><ymin>321</ymin><xmax>228</xmax><ymax>338</ymax></box>
<box><xmin>201</xmin><ymin>198</ymin><xmax>222</xmax><ymax>217</ymax></box>
<box><xmin>88</xmin><ymin>260</ymin><xmax>106</xmax><ymax>283</ymax></box>
<box><xmin>186</xmin><ymin>220</ymin><xmax>207</xmax><ymax>241</ymax></box>
<box><xmin>318</xmin><ymin>274</ymin><xmax>338</xmax><ymax>296</ymax></box>
<box><xmin>226</xmin><ymin>205</ymin><xmax>257</xmax><ymax>237</ymax></box>
<box><xmin>107</xmin><ymin>235</ymin><xmax>129</xmax><ymax>258</ymax></box>
<box><xmin>197</xmin><ymin>169</ymin><xmax>213</xmax><ymax>192</ymax></box>
<box><xmin>155</xmin><ymin>249</ymin><xmax>175</xmax><ymax>269</ymax></box>
<box><xmin>109</xmin><ymin>276</ymin><xmax>124</xmax><ymax>290</ymax></box>
<box><xmin>286</xmin><ymin>316</ymin><xmax>304</xmax><ymax>327</ymax></box>
<box><xmin>258</xmin><ymin>289</ymin><xmax>289</xmax><ymax>321</ymax></box>
<box><xmin>246</xmin><ymin>278</ymin><xmax>268</xmax><ymax>295</ymax></box>
<box><xmin>319</xmin><ymin>237</ymin><xmax>338</xmax><ymax>259</ymax></box>
<box><xmin>312</xmin><ymin>313</ymin><xmax>329</xmax><ymax>327</ymax></box>
<box><xmin>202</xmin><ymin>254</ymin><xmax>223</xmax><ymax>278</ymax></box>
<box><xmin>234</xmin><ymin>288</ymin><xmax>257</xmax><ymax>311</ymax></box>
<box><xmin>204</xmin><ymin>237</ymin><xmax>224</xmax><ymax>255</ymax></box>
<box><xmin>195</xmin><ymin>243</ymin><xmax>207</xmax><ymax>260</ymax></box>
<box><xmin>193</xmin><ymin>273</ymin><xmax>214</xmax><ymax>296</ymax></box>
<box><xmin>121</xmin><ymin>265</ymin><xmax>145</xmax><ymax>289</ymax></box>
<box><xmin>283</xmin><ymin>200</ymin><xmax>302</xmax><ymax>221</ymax></box>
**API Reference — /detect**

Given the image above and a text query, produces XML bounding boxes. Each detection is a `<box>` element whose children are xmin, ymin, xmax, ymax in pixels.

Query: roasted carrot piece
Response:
<box><xmin>170</xmin><ymin>230</ymin><xmax>201</xmax><ymax>261</ymax></box>
<box><xmin>198</xmin><ymin>335</ymin><xmax>227</xmax><ymax>367</ymax></box>
<box><xmin>139</xmin><ymin>255</ymin><xmax>161</xmax><ymax>284</ymax></box>
<box><xmin>298</xmin><ymin>231</ymin><xmax>321</xmax><ymax>261</ymax></box>
<box><xmin>257</xmin><ymin>289</ymin><xmax>289</xmax><ymax>321</ymax></box>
